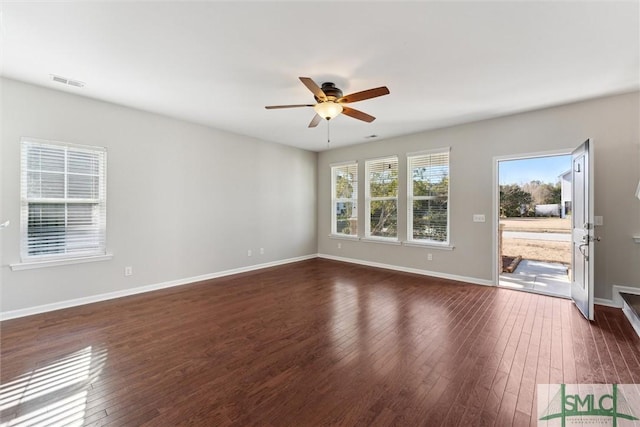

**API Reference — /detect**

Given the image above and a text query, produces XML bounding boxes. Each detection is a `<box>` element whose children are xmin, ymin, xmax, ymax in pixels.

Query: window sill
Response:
<box><xmin>360</xmin><ymin>237</ymin><xmax>402</xmax><ymax>246</ymax></box>
<box><xmin>328</xmin><ymin>234</ymin><xmax>360</xmax><ymax>241</ymax></box>
<box><xmin>403</xmin><ymin>241</ymin><xmax>455</xmax><ymax>251</ymax></box>
<box><xmin>10</xmin><ymin>253</ymin><xmax>113</xmax><ymax>271</ymax></box>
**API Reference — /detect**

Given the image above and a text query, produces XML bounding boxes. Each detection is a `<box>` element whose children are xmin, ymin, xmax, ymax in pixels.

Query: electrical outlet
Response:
<box><xmin>124</xmin><ymin>266</ymin><xmax>133</xmax><ymax>276</ymax></box>
<box><xmin>337</xmin><ymin>243</ymin><xmax>342</xmax><ymax>249</ymax></box>
<box><xmin>247</xmin><ymin>250</ymin><xmax>252</xmax><ymax>257</ymax></box>
<box><xmin>473</xmin><ymin>214</ymin><xmax>486</xmax><ymax>222</ymax></box>
<box><xmin>427</xmin><ymin>253</ymin><xmax>433</xmax><ymax>261</ymax></box>
<box><xmin>260</xmin><ymin>248</ymin><xmax>264</xmax><ymax>255</ymax></box>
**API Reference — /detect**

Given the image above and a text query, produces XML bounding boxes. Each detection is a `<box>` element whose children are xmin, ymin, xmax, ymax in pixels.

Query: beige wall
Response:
<box><xmin>1</xmin><ymin>78</ymin><xmax>318</xmax><ymax>314</ymax></box>
<box><xmin>318</xmin><ymin>92</ymin><xmax>640</xmax><ymax>300</ymax></box>
<box><xmin>2</xmin><ymin>79</ymin><xmax>638</xmax><ymax>315</ymax></box>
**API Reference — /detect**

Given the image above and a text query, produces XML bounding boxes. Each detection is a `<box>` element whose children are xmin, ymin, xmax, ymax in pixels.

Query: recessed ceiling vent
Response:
<box><xmin>50</xmin><ymin>74</ymin><xmax>85</xmax><ymax>88</ymax></box>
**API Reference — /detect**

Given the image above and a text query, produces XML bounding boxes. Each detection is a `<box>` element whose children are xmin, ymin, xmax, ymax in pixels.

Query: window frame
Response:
<box><xmin>365</xmin><ymin>156</ymin><xmax>399</xmax><ymax>241</ymax></box>
<box><xmin>407</xmin><ymin>148</ymin><xmax>451</xmax><ymax>247</ymax></box>
<box><xmin>330</xmin><ymin>161</ymin><xmax>359</xmax><ymax>238</ymax></box>
<box><xmin>19</xmin><ymin>137</ymin><xmax>108</xmax><ymax>264</ymax></box>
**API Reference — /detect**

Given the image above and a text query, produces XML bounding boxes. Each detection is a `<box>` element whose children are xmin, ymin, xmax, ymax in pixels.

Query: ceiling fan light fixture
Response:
<box><xmin>314</xmin><ymin>101</ymin><xmax>343</xmax><ymax>120</ymax></box>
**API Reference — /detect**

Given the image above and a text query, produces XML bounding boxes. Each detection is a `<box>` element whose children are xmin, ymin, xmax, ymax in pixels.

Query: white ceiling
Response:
<box><xmin>1</xmin><ymin>1</ymin><xmax>638</xmax><ymax>152</ymax></box>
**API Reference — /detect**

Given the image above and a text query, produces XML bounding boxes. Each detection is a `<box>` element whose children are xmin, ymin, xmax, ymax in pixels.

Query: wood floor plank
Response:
<box><xmin>441</xmin><ymin>290</ymin><xmax>518</xmax><ymax>426</ymax></box>
<box><xmin>515</xmin><ymin>294</ymin><xmax>543</xmax><ymax>420</ymax></box>
<box><xmin>600</xmin><ymin>307</ymin><xmax>640</xmax><ymax>383</ymax></box>
<box><xmin>1</xmin><ymin>259</ymin><xmax>638</xmax><ymax>426</ymax></box>
<box><xmin>560</xmin><ymin>300</ymin><xmax>577</xmax><ymax>384</ymax></box>
<box><xmin>458</xmin><ymin>291</ymin><xmax>527</xmax><ymax>425</ymax></box>
<box><xmin>549</xmin><ymin>298</ymin><xmax>565</xmax><ymax>384</ymax></box>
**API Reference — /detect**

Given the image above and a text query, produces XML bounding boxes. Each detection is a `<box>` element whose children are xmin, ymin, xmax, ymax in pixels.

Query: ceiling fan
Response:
<box><xmin>265</xmin><ymin>77</ymin><xmax>390</xmax><ymax>128</ymax></box>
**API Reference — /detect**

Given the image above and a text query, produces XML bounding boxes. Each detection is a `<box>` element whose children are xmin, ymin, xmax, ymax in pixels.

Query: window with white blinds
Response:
<box><xmin>20</xmin><ymin>139</ymin><xmax>107</xmax><ymax>261</ymax></box>
<box><xmin>365</xmin><ymin>156</ymin><xmax>398</xmax><ymax>239</ymax></box>
<box><xmin>408</xmin><ymin>149</ymin><xmax>450</xmax><ymax>244</ymax></box>
<box><xmin>331</xmin><ymin>162</ymin><xmax>358</xmax><ymax>236</ymax></box>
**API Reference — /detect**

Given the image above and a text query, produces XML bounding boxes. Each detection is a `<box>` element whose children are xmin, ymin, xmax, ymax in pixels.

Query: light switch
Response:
<box><xmin>595</xmin><ymin>216</ymin><xmax>603</xmax><ymax>226</ymax></box>
<box><xmin>473</xmin><ymin>214</ymin><xmax>486</xmax><ymax>223</ymax></box>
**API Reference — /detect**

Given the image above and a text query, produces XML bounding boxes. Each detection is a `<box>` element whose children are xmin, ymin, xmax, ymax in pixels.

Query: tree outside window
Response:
<box><xmin>366</xmin><ymin>157</ymin><xmax>398</xmax><ymax>239</ymax></box>
<box><xmin>408</xmin><ymin>150</ymin><xmax>450</xmax><ymax>244</ymax></box>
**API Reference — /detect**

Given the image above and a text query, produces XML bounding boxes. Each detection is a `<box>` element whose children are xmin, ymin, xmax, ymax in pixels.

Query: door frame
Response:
<box><xmin>492</xmin><ymin>148</ymin><xmax>574</xmax><ymax>286</ymax></box>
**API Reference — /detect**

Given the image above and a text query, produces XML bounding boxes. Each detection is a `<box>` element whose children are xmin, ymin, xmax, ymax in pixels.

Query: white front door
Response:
<box><xmin>571</xmin><ymin>139</ymin><xmax>595</xmax><ymax>320</ymax></box>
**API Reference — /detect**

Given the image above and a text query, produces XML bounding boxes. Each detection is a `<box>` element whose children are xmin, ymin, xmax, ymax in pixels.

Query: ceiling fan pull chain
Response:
<box><xmin>327</xmin><ymin>120</ymin><xmax>331</xmax><ymax>147</ymax></box>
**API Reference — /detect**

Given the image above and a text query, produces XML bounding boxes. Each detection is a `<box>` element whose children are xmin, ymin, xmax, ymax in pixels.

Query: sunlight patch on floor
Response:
<box><xmin>0</xmin><ymin>346</ymin><xmax>107</xmax><ymax>426</ymax></box>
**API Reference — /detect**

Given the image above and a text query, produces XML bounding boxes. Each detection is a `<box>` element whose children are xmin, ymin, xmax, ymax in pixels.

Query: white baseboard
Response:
<box><xmin>594</xmin><ymin>297</ymin><xmax>617</xmax><ymax>308</ymax></box>
<box><xmin>319</xmin><ymin>254</ymin><xmax>631</xmax><ymax>308</ymax></box>
<box><xmin>0</xmin><ymin>254</ymin><xmax>318</xmax><ymax>321</ymax></box>
<box><xmin>611</xmin><ymin>285</ymin><xmax>640</xmax><ymax>308</ymax></box>
<box><xmin>622</xmin><ymin>304</ymin><xmax>640</xmax><ymax>338</ymax></box>
<box><xmin>614</xmin><ymin>285</ymin><xmax>640</xmax><ymax>338</ymax></box>
<box><xmin>318</xmin><ymin>253</ymin><xmax>495</xmax><ymax>287</ymax></box>
<box><xmin>4</xmin><ymin>253</ymin><xmax>631</xmax><ymax>321</ymax></box>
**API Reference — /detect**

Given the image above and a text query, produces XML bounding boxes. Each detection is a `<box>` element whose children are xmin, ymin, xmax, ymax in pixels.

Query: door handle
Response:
<box><xmin>579</xmin><ymin>243</ymin><xmax>589</xmax><ymax>261</ymax></box>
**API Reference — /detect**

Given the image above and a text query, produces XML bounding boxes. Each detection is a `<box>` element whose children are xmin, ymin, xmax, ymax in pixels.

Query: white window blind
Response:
<box><xmin>408</xmin><ymin>150</ymin><xmax>449</xmax><ymax>244</ymax></box>
<box><xmin>365</xmin><ymin>156</ymin><xmax>398</xmax><ymax>239</ymax></box>
<box><xmin>331</xmin><ymin>163</ymin><xmax>358</xmax><ymax>236</ymax></box>
<box><xmin>20</xmin><ymin>139</ymin><xmax>107</xmax><ymax>261</ymax></box>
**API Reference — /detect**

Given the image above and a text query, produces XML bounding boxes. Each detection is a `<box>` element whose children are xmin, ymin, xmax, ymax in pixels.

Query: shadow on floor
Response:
<box><xmin>499</xmin><ymin>259</ymin><xmax>570</xmax><ymax>298</ymax></box>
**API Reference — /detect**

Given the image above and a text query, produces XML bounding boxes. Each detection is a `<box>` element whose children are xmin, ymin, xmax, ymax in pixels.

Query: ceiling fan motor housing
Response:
<box><xmin>316</xmin><ymin>82</ymin><xmax>343</xmax><ymax>102</ymax></box>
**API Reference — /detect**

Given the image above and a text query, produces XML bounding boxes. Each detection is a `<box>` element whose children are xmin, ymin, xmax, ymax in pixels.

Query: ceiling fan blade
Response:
<box><xmin>308</xmin><ymin>114</ymin><xmax>322</xmax><ymax>128</ymax></box>
<box><xmin>338</xmin><ymin>86</ymin><xmax>390</xmax><ymax>104</ymax></box>
<box><xmin>342</xmin><ymin>106</ymin><xmax>376</xmax><ymax>123</ymax></box>
<box><xmin>265</xmin><ymin>104</ymin><xmax>314</xmax><ymax>109</ymax></box>
<box><xmin>299</xmin><ymin>77</ymin><xmax>327</xmax><ymax>101</ymax></box>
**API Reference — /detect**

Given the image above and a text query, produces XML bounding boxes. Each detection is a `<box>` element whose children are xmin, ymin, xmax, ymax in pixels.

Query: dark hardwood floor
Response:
<box><xmin>1</xmin><ymin>259</ymin><xmax>639</xmax><ymax>426</ymax></box>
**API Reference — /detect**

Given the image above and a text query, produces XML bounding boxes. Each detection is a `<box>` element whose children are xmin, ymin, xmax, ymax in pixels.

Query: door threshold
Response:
<box><xmin>499</xmin><ymin>274</ymin><xmax>570</xmax><ymax>299</ymax></box>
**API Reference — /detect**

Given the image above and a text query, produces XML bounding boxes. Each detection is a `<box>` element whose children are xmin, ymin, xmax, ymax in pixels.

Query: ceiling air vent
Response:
<box><xmin>50</xmin><ymin>74</ymin><xmax>85</xmax><ymax>88</ymax></box>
